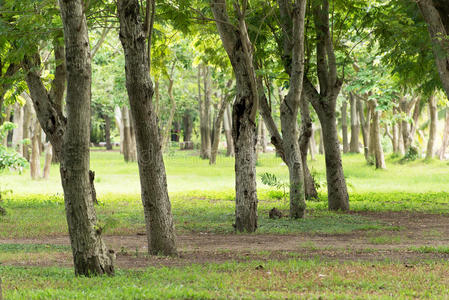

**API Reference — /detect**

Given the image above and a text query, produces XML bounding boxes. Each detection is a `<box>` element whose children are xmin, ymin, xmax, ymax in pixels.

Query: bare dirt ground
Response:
<box><xmin>2</xmin><ymin>211</ymin><xmax>449</xmax><ymax>268</ymax></box>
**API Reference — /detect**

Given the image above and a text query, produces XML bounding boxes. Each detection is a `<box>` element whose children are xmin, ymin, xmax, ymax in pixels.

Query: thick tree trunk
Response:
<box><xmin>341</xmin><ymin>99</ymin><xmax>349</xmax><ymax>153</ymax></box>
<box><xmin>30</xmin><ymin>118</ymin><xmax>41</xmax><ymax>180</ymax></box>
<box><xmin>118</xmin><ymin>0</ymin><xmax>177</xmax><ymax>255</ymax></box>
<box><xmin>59</xmin><ymin>0</ymin><xmax>114</xmax><ymax>276</ymax></box>
<box><xmin>104</xmin><ymin>114</ymin><xmax>112</xmax><ymax>150</ymax></box>
<box><xmin>223</xmin><ymin>104</ymin><xmax>234</xmax><ymax>156</ymax></box>
<box><xmin>349</xmin><ymin>93</ymin><xmax>360</xmax><ymax>153</ymax></box>
<box><xmin>426</xmin><ymin>94</ymin><xmax>437</xmax><ymax>159</ymax></box>
<box><xmin>417</xmin><ymin>0</ymin><xmax>449</xmax><ymax>100</ymax></box>
<box><xmin>43</xmin><ymin>143</ymin><xmax>52</xmax><ymax>180</ymax></box>
<box><xmin>439</xmin><ymin>109</ymin><xmax>449</xmax><ymax>160</ymax></box>
<box><xmin>212</xmin><ymin>0</ymin><xmax>259</xmax><ymax>231</ymax></box>
<box><xmin>12</xmin><ymin>102</ymin><xmax>24</xmax><ymax>155</ymax></box>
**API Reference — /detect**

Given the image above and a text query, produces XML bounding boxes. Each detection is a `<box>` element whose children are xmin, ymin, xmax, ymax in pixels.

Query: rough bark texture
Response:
<box><xmin>212</xmin><ymin>0</ymin><xmax>259</xmax><ymax>232</ymax></box>
<box><xmin>349</xmin><ymin>93</ymin><xmax>360</xmax><ymax>153</ymax></box>
<box><xmin>59</xmin><ymin>0</ymin><xmax>114</xmax><ymax>276</ymax></box>
<box><xmin>341</xmin><ymin>99</ymin><xmax>349</xmax><ymax>153</ymax></box>
<box><xmin>417</xmin><ymin>0</ymin><xmax>449</xmax><ymax>100</ymax></box>
<box><xmin>210</xmin><ymin>97</ymin><xmax>227</xmax><ymax>165</ymax></box>
<box><xmin>400</xmin><ymin>97</ymin><xmax>419</xmax><ymax>151</ymax></box>
<box><xmin>426</xmin><ymin>94</ymin><xmax>437</xmax><ymax>159</ymax></box>
<box><xmin>303</xmin><ymin>0</ymin><xmax>349</xmax><ymax>211</ymax></box>
<box><xmin>118</xmin><ymin>0</ymin><xmax>177</xmax><ymax>255</ymax></box>
<box><xmin>121</xmin><ymin>106</ymin><xmax>137</xmax><ymax>162</ymax></box>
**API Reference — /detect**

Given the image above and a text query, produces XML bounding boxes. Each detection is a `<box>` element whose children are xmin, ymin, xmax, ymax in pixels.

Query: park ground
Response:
<box><xmin>1</xmin><ymin>150</ymin><xmax>449</xmax><ymax>299</ymax></box>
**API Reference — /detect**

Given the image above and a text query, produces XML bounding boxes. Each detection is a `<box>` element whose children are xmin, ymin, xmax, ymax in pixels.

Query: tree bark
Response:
<box><xmin>417</xmin><ymin>0</ymin><xmax>449</xmax><ymax>100</ymax></box>
<box><xmin>104</xmin><ymin>114</ymin><xmax>112</xmax><ymax>150</ymax></box>
<box><xmin>121</xmin><ymin>106</ymin><xmax>136</xmax><ymax>162</ymax></box>
<box><xmin>161</xmin><ymin>76</ymin><xmax>176</xmax><ymax>152</ymax></box>
<box><xmin>200</xmin><ymin>65</ymin><xmax>212</xmax><ymax>159</ymax></box>
<box><xmin>182</xmin><ymin>111</ymin><xmax>193</xmax><ymax>142</ymax></box>
<box><xmin>392</xmin><ymin>106</ymin><xmax>400</xmax><ymax>154</ymax></box>
<box><xmin>349</xmin><ymin>93</ymin><xmax>360</xmax><ymax>153</ymax></box>
<box><xmin>212</xmin><ymin>0</ymin><xmax>259</xmax><ymax>231</ymax></box>
<box><xmin>426</xmin><ymin>94</ymin><xmax>437</xmax><ymax>159</ymax></box>
<box><xmin>210</xmin><ymin>96</ymin><xmax>227</xmax><ymax>165</ymax></box>
<box><xmin>400</xmin><ymin>96</ymin><xmax>419</xmax><ymax>151</ymax></box>
<box><xmin>357</xmin><ymin>98</ymin><xmax>370</xmax><ymax>161</ymax></box>
<box><xmin>59</xmin><ymin>0</ymin><xmax>114</xmax><ymax>276</ymax></box>
<box><xmin>22</xmin><ymin>95</ymin><xmax>33</xmax><ymax>161</ymax></box>
<box><xmin>43</xmin><ymin>142</ymin><xmax>52</xmax><ymax>180</ymax></box>
<box><xmin>12</xmin><ymin>102</ymin><xmax>24</xmax><ymax>155</ymax></box>
<box><xmin>114</xmin><ymin>106</ymin><xmax>124</xmax><ymax>154</ymax></box>
<box><xmin>341</xmin><ymin>99</ymin><xmax>349</xmax><ymax>153</ymax></box>
<box><xmin>118</xmin><ymin>0</ymin><xmax>177</xmax><ymax>255</ymax></box>
<box><xmin>368</xmin><ymin>100</ymin><xmax>386</xmax><ymax>169</ymax></box>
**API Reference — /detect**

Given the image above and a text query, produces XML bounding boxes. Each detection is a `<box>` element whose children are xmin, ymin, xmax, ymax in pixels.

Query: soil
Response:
<box><xmin>1</xmin><ymin>211</ymin><xmax>449</xmax><ymax>269</ymax></box>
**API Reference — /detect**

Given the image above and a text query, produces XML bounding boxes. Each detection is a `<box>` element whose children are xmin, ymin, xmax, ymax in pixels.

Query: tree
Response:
<box><xmin>211</xmin><ymin>0</ymin><xmax>259</xmax><ymax>232</ymax></box>
<box><xmin>117</xmin><ymin>0</ymin><xmax>177</xmax><ymax>255</ymax></box>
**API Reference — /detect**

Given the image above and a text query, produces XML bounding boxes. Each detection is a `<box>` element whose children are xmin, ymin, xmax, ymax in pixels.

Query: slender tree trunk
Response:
<box><xmin>210</xmin><ymin>97</ymin><xmax>227</xmax><ymax>165</ymax></box>
<box><xmin>212</xmin><ymin>0</ymin><xmax>259</xmax><ymax>231</ymax></box>
<box><xmin>43</xmin><ymin>142</ymin><xmax>52</xmax><ymax>180</ymax></box>
<box><xmin>161</xmin><ymin>78</ymin><xmax>176</xmax><ymax>152</ymax></box>
<box><xmin>200</xmin><ymin>65</ymin><xmax>212</xmax><ymax>159</ymax></box>
<box><xmin>357</xmin><ymin>98</ymin><xmax>370</xmax><ymax>161</ymax></box>
<box><xmin>369</xmin><ymin>100</ymin><xmax>386</xmax><ymax>169</ymax></box>
<box><xmin>30</xmin><ymin>118</ymin><xmax>41</xmax><ymax>179</ymax></box>
<box><xmin>392</xmin><ymin>107</ymin><xmax>399</xmax><ymax>154</ymax></box>
<box><xmin>114</xmin><ymin>106</ymin><xmax>124</xmax><ymax>154</ymax></box>
<box><xmin>439</xmin><ymin>109</ymin><xmax>449</xmax><ymax>160</ymax></box>
<box><xmin>349</xmin><ymin>93</ymin><xmax>360</xmax><ymax>153</ymax></box>
<box><xmin>341</xmin><ymin>99</ymin><xmax>349</xmax><ymax>153</ymax></box>
<box><xmin>118</xmin><ymin>0</ymin><xmax>177</xmax><ymax>255</ymax></box>
<box><xmin>259</xmin><ymin>119</ymin><xmax>267</xmax><ymax>152</ymax></box>
<box><xmin>59</xmin><ymin>0</ymin><xmax>114</xmax><ymax>276</ymax></box>
<box><xmin>22</xmin><ymin>96</ymin><xmax>33</xmax><ymax>161</ymax></box>
<box><xmin>318</xmin><ymin>127</ymin><xmax>324</xmax><ymax>154</ymax></box>
<box><xmin>104</xmin><ymin>114</ymin><xmax>112</xmax><ymax>150</ymax></box>
<box><xmin>426</xmin><ymin>94</ymin><xmax>437</xmax><ymax>159</ymax></box>
<box><xmin>121</xmin><ymin>106</ymin><xmax>135</xmax><ymax>162</ymax></box>
<box><xmin>309</xmin><ymin>125</ymin><xmax>317</xmax><ymax>160</ymax></box>
<box><xmin>12</xmin><ymin>102</ymin><xmax>24</xmax><ymax>155</ymax></box>
<box><xmin>223</xmin><ymin>104</ymin><xmax>234</xmax><ymax>156</ymax></box>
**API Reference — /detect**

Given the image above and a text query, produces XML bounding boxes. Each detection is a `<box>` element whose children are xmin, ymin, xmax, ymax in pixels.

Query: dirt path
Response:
<box><xmin>1</xmin><ymin>212</ymin><xmax>449</xmax><ymax>268</ymax></box>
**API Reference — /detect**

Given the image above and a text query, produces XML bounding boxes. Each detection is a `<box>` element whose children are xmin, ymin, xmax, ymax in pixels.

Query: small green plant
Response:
<box><xmin>400</xmin><ymin>146</ymin><xmax>419</xmax><ymax>163</ymax></box>
<box><xmin>260</xmin><ymin>173</ymin><xmax>289</xmax><ymax>203</ymax></box>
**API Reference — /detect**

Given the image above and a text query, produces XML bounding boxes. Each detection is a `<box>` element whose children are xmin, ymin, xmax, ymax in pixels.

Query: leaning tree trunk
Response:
<box><xmin>349</xmin><ymin>93</ymin><xmax>360</xmax><ymax>153</ymax></box>
<box><xmin>426</xmin><ymin>94</ymin><xmax>437</xmax><ymax>159</ymax></box>
<box><xmin>341</xmin><ymin>99</ymin><xmax>349</xmax><ymax>153</ymax></box>
<box><xmin>212</xmin><ymin>0</ymin><xmax>259</xmax><ymax>232</ymax></box>
<box><xmin>104</xmin><ymin>114</ymin><xmax>112</xmax><ymax>150</ymax></box>
<box><xmin>59</xmin><ymin>0</ymin><xmax>114</xmax><ymax>276</ymax></box>
<box><xmin>118</xmin><ymin>0</ymin><xmax>177</xmax><ymax>255</ymax></box>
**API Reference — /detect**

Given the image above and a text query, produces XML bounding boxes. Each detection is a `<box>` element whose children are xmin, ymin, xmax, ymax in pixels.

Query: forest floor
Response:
<box><xmin>2</xmin><ymin>151</ymin><xmax>449</xmax><ymax>298</ymax></box>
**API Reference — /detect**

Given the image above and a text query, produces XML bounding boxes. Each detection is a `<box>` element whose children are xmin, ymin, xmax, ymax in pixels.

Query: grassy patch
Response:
<box><xmin>2</xmin><ymin>260</ymin><xmax>449</xmax><ymax>299</ymax></box>
<box><xmin>368</xmin><ymin>235</ymin><xmax>402</xmax><ymax>245</ymax></box>
<box><xmin>409</xmin><ymin>246</ymin><xmax>449</xmax><ymax>254</ymax></box>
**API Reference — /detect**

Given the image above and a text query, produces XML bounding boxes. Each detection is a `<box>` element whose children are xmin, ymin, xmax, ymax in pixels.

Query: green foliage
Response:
<box><xmin>400</xmin><ymin>146</ymin><xmax>419</xmax><ymax>163</ymax></box>
<box><xmin>260</xmin><ymin>172</ymin><xmax>289</xmax><ymax>203</ymax></box>
<box><xmin>0</xmin><ymin>122</ymin><xmax>27</xmax><ymax>171</ymax></box>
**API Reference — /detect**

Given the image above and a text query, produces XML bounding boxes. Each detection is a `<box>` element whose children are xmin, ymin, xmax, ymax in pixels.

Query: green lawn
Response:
<box><xmin>1</xmin><ymin>150</ymin><xmax>449</xmax><ymax>299</ymax></box>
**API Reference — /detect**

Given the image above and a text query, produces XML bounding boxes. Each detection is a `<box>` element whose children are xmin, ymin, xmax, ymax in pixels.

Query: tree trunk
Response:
<box><xmin>121</xmin><ymin>106</ymin><xmax>135</xmax><ymax>162</ymax></box>
<box><xmin>259</xmin><ymin>119</ymin><xmax>267</xmax><ymax>152</ymax></box>
<box><xmin>417</xmin><ymin>0</ymin><xmax>449</xmax><ymax>100</ymax></box>
<box><xmin>210</xmin><ymin>97</ymin><xmax>227</xmax><ymax>165</ymax></box>
<box><xmin>22</xmin><ymin>95</ymin><xmax>33</xmax><ymax>161</ymax></box>
<box><xmin>341</xmin><ymin>99</ymin><xmax>349</xmax><ymax>153</ymax></box>
<box><xmin>212</xmin><ymin>0</ymin><xmax>259</xmax><ymax>231</ymax></box>
<box><xmin>114</xmin><ymin>106</ymin><xmax>124</xmax><ymax>154</ymax></box>
<box><xmin>426</xmin><ymin>94</ymin><xmax>437</xmax><ymax>159</ymax></box>
<box><xmin>118</xmin><ymin>0</ymin><xmax>177</xmax><ymax>255</ymax></box>
<box><xmin>392</xmin><ymin>106</ymin><xmax>399</xmax><ymax>154</ymax></box>
<box><xmin>59</xmin><ymin>0</ymin><xmax>114</xmax><ymax>276</ymax></box>
<box><xmin>200</xmin><ymin>65</ymin><xmax>212</xmax><ymax>159</ymax></box>
<box><xmin>182</xmin><ymin>111</ymin><xmax>192</xmax><ymax>142</ymax></box>
<box><xmin>439</xmin><ymin>109</ymin><xmax>449</xmax><ymax>160</ymax></box>
<box><xmin>369</xmin><ymin>100</ymin><xmax>386</xmax><ymax>169</ymax></box>
<box><xmin>104</xmin><ymin>114</ymin><xmax>112</xmax><ymax>150</ymax></box>
<box><xmin>309</xmin><ymin>125</ymin><xmax>317</xmax><ymax>160</ymax></box>
<box><xmin>161</xmin><ymin>78</ymin><xmax>176</xmax><ymax>152</ymax></box>
<box><xmin>30</xmin><ymin>118</ymin><xmax>41</xmax><ymax>180</ymax></box>
<box><xmin>12</xmin><ymin>102</ymin><xmax>24</xmax><ymax>155</ymax></box>
<box><xmin>400</xmin><ymin>96</ymin><xmax>419</xmax><ymax>151</ymax></box>
<box><xmin>357</xmin><ymin>98</ymin><xmax>370</xmax><ymax>161</ymax></box>
<box><xmin>43</xmin><ymin>142</ymin><xmax>52</xmax><ymax>180</ymax></box>
<box><xmin>318</xmin><ymin>127</ymin><xmax>324</xmax><ymax>154</ymax></box>
<box><xmin>299</xmin><ymin>94</ymin><xmax>318</xmax><ymax>199</ymax></box>
<box><xmin>349</xmin><ymin>93</ymin><xmax>360</xmax><ymax>153</ymax></box>
<box><xmin>223</xmin><ymin>104</ymin><xmax>234</xmax><ymax>156</ymax></box>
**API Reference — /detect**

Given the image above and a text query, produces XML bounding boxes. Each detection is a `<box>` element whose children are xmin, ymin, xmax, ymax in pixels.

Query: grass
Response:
<box><xmin>2</xmin><ymin>259</ymin><xmax>449</xmax><ymax>299</ymax></box>
<box><xmin>1</xmin><ymin>150</ymin><xmax>449</xmax><ymax>298</ymax></box>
